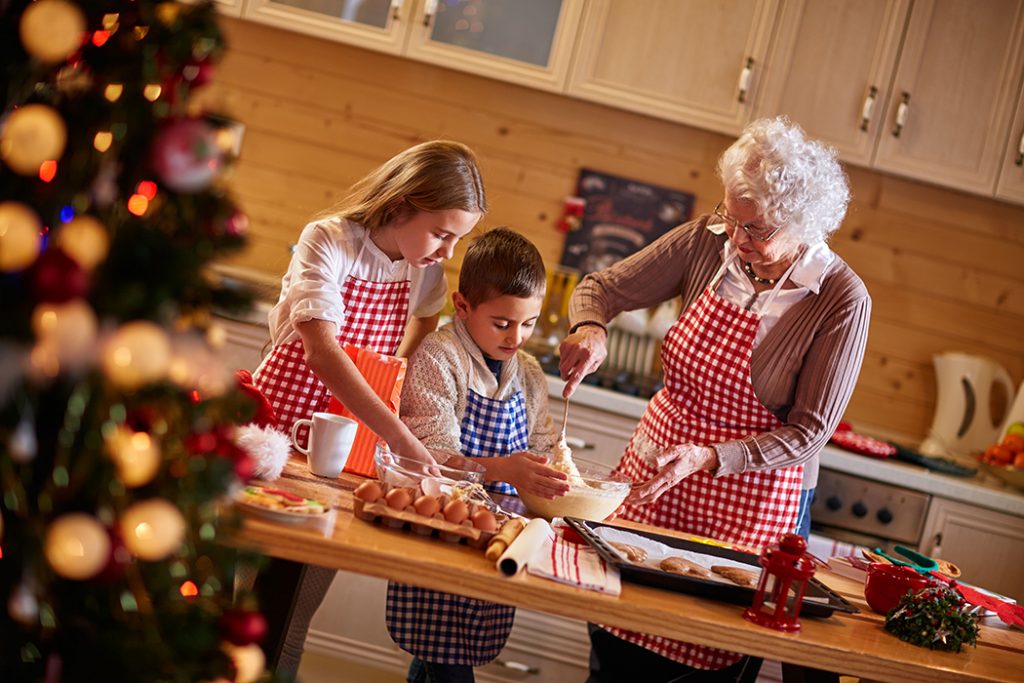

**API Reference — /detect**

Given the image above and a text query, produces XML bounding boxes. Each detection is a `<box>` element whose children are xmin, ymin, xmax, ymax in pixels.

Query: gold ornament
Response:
<box><xmin>31</xmin><ymin>299</ymin><xmax>98</xmax><ymax>370</ymax></box>
<box><xmin>101</xmin><ymin>321</ymin><xmax>172</xmax><ymax>390</ymax></box>
<box><xmin>0</xmin><ymin>201</ymin><xmax>42</xmax><ymax>272</ymax></box>
<box><xmin>1</xmin><ymin>104</ymin><xmax>68</xmax><ymax>175</ymax></box>
<box><xmin>56</xmin><ymin>215</ymin><xmax>109</xmax><ymax>269</ymax></box>
<box><xmin>105</xmin><ymin>426</ymin><xmax>161</xmax><ymax>488</ymax></box>
<box><xmin>19</xmin><ymin>0</ymin><xmax>87</xmax><ymax>65</ymax></box>
<box><xmin>222</xmin><ymin>643</ymin><xmax>265</xmax><ymax>683</ymax></box>
<box><xmin>120</xmin><ymin>498</ymin><xmax>186</xmax><ymax>561</ymax></box>
<box><xmin>44</xmin><ymin>513</ymin><xmax>111</xmax><ymax>580</ymax></box>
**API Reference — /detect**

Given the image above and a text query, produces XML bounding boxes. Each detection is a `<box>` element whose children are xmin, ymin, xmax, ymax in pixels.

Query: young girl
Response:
<box><xmin>252</xmin><ymin>140</ymin><xmax>487</xmax><ymax>674</ymax></box>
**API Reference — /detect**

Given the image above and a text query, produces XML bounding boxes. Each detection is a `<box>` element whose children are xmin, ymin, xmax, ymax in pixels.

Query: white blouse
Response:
<box><xmin>266</xmin><ymin>217</ymin><xmax>447</xmax><ymax>347</ymax></box>
<box><xmin>715</xmin><ymin>236</ymin><xmax>835</xmax><ymax>347</ymax></box>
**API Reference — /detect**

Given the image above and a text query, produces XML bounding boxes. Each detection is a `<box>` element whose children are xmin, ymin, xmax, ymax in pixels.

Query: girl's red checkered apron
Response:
<box><xmin>386</xmin><ymin>370</ymin><xmax>526</xmax><ymax>666</ymax></box>
<box><xmin>252</xmin><ymin>267</ymin><xmax>410</xmax><ymax>448</ymax></box>
<box><xmin>609</xmin><ymin>256</ymin><xmax>803</xmax><ymax>670</ymax></box>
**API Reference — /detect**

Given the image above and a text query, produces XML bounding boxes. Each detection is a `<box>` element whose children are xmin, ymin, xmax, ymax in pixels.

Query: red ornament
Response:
<box><xmin>31</xmin><ymin>247</ymin><xmax>88</xmax><ymax>303</ymax></box>
<box><xmin>224</xmin><ymin>210</ymin><xmax>248</xmax><ymax>237</ymax></box>
<box><xmin>219</xmin><ymin>608</ymin><xmax>268</xmax><ymax>645</ymax></box>
<box><xmin>744</xmin><ymin>533</ymin><xmax>816</xmax><ymax>632</ymax></box>
<box><xmin>149</xmin><ymin>118</ymin><xmax>223</xmax><ymax>193</ymax></box>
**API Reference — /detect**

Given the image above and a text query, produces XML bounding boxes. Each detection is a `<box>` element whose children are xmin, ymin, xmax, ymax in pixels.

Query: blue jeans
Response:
<box><xmin>794</xmin><ymin>488</ymin><xmax>815</xmax><ymax>540</ymax></box>
<box><xmin>408</xmin><ymin>657</ymin><xmax>475</xmax><ymax>683</ymax></box>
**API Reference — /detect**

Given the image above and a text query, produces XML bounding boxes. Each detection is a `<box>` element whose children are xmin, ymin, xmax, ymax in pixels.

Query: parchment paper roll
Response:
<box><xmin>497</xmin><ymin>517</ymin><xmax>552</xmax><ymax>577</ymax></box>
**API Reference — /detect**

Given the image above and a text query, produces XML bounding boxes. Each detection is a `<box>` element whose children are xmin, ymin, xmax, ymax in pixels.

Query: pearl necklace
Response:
<box><xmin>743</xmin><ymin>260</ymin><xmax>779</xmax><ymax>286</ymax></box>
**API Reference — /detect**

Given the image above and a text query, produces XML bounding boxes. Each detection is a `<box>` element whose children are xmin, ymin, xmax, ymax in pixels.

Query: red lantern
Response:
<box><xmin>744</xmin><ymin>533</ymin><xmax>816</xmax><ymax>632</ymax></box>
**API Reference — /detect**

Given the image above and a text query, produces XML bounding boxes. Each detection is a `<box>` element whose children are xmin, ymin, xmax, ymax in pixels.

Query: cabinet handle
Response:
<box><xmin>493</xmin><ymin>659</ymin><xmax>540</xmax><ymax>675</ymax></box>
<box><xmin>390</xmin><ymin>0</ymin><xmax>403</xmax><ymax>22</ymax></box>
<box><xmin>423</xmin><ymin>0</ymin><xmax>437</xmax><ymax>27</ymax></box>
<box><xmin>859</xmin><ymin>85</ymin><xmax>878</xmax><ymax>132</ymax></box>
<box><xmin>737</xmin><ymin>57</ymin><xmax>754</xmax><ymax>103</ymax></box>
<box><xmin>1015</xmin><ymin>129</ymin><xmax>1024</xmax><ymax>166</ymax></box>
<box><xmin>892</xmin><ymin>91</ymin><xmax>910</xmax><ymax>138</ymax></box>
<box><xmin>565</xmin><ymin>436</ymin><xmax>595</xmax><ymax>450</ymax></box>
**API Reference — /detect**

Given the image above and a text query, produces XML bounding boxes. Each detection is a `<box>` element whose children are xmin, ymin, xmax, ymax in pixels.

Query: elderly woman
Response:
<box><xmin>559</xmin><ymin>117</ymin><xmax>870</xmax><ymax>681</ymax></box>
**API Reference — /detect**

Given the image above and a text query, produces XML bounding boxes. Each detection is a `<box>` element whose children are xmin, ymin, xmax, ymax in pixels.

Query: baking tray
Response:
<box><xmin>565</xmin><ymin>518</ymin><xmax>858</xmax><ymax>618</ymax></box>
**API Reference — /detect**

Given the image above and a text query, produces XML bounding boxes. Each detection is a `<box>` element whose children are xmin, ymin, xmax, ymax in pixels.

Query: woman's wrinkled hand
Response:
<box><xmin>558</xmin><ymin>326</ymin><xmax>609</xmax><ymax>398</ymax></box>
<box><xmin>505</xmin><ymin>452</ymin><xmax>569</xmax><ymax>500</ymax></box>
<box><xmin>626</xmin><ymin>444</ymin><xmax>717</xmax><ymax>507</ymax></box>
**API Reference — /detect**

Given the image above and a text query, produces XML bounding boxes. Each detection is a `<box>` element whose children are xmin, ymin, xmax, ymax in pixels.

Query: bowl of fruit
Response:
<box><xmin>977</xmin><ymin>422</ymin><xmax>1024</xmax><ymax>492</ymax></box>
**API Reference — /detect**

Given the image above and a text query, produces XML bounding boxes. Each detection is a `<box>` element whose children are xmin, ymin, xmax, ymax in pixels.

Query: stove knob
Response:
<box><xmin>825</xmin><ymin>495</ymin><xmax>843</xmax><ymax>511</ymax></box>
<box><xmin>877</xmin><ymin>508</ymin><xmax>894</xmax><ymax>525</ymax></box>
<box><xmin>852</xmin><ymin>501</ymin><xmax>868</xmax><ymax>518</ymax></box>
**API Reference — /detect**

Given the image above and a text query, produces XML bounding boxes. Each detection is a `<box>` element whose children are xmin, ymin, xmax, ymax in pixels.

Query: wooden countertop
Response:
<box><xmin>230</xmin><ymin>458</ymin><xmax>1024</xmax><ymax>682</ymax></box>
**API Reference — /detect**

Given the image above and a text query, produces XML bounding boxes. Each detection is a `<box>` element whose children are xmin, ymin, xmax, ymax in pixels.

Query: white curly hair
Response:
<box><xmin>716</xmin><ymin>117</ymin><xmax>850</xmax><ymax>247</ymax></box>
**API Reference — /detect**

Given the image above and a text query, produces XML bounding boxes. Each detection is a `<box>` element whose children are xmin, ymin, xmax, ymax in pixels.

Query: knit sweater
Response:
<box><xmin>569</xmin><ymin>216</ymin><xmax>871</xmax><ymax>489</ymax></box>
<box><xmin>399</xmin><ymin>318</ymin><xmax>559</xmax><ymax>465</ymax></box>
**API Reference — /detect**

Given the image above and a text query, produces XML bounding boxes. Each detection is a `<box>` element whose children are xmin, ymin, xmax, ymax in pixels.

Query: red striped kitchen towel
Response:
<box><xmin>527</xmin><ymin>520</ymin><xmax>621</xmax><ymax>596</ymax></box>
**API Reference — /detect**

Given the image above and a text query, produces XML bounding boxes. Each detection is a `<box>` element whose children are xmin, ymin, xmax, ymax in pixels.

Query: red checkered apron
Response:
<box><xmin>607</xmin><ymin>257</ymin><xmax>802</xmax><ymax>670</ymax></box>
<box><xmin>252</xmin><ymin>272</ymin><xmax>410</xmax><ymax>447</ymax></box>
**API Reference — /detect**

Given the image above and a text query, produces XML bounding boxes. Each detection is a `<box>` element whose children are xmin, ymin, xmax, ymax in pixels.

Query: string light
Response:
<box><xmin>127</xmin><ymin>194</ymin><xmax>148</xmax><ymax>216</ymax></box>
<box><xmin>142</xmin><ymin>84</ymin><xmax>162</xmax><ymax>102</ymax></box>
<box><xmin>136</xmin><ymin>180</ymin><xmax>157</xmax><ymax>199</ymax></box>
<box><xmin>38</xmin><ymin>160</ymin><xmax>57</xmax><ymax>182</ymax></box>
<box><xmin>93</xmin><ymin>131</ymin><xmax>113</xmax><ymax>152</ymax></box>
<box><xmin>91</xmin><ymin>31</ymin><xmax>110</xmax><ymax>47</ymax></box>
<box><xmin>179</xmin><ymin>581</ymin><xmax>199</xmax><ymax>597</ymax></box>
<box><xmin>104</xmin><ymin>84</ymin><xmax>123</xmax><ymax>102</ymax></box>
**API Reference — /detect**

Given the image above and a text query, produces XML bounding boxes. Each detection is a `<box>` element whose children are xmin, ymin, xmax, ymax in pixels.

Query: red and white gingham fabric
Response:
<box><xmin>608</xmin><ymin>282</ymin><xmax>802</xmax><ymax>670</ymax></box>
<box><xmin>829</xmin><ymin>429</ymin><xmax>897</xmax><ymax>458</ymax></box>
<box><xmin>253</xmin><ymin>275</ymin><xmax>410</xmax><ymax>447</ymax></box>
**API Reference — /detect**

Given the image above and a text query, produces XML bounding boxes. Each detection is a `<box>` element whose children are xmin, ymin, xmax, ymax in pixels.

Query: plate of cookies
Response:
<box><xmin>235</xmin><ymin>485</ymin><xmax>329</xmax><ymax>523</ymax></box>
<box><xmin>565</xmin><ymin>518</ymin><xmax>858</xmax><ymax>618</ymax></box>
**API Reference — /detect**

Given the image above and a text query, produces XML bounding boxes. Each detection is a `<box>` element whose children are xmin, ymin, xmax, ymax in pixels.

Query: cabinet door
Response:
<box><xmin>996</xmin><ymin>82</ymin><xmax>1024</xmax><ymax>204</ymax></box>
<box><xmin>243</xmin><ymin>0</ymin><xmax>409</xmax><ymax>54</ymax></box>
<box><xmin>404</xmin><ymin>0</ymin><xmax>585</xmax><ymax>92</ymax></box>
<box><xmin>568</xmin><ymin>0</ymin><xmax>780</xmax><ymax>136</ymax></box>
<box><xmin>873</xmin><ymin>0</ymin><xmax>1024</xmax><ymax>195</ymax></box>
<box><xmin>756</xmin><ymin>0</ymin><xmax>909</xmax><ymax>166</ymax></box>
<box><xmin>212</xmin><ymin>0</ymin><xmax>246</xmax><ymax>16</ymax></box>
<box><xmin>920</xmin><ymin>497</ymin><xmax>1024</xmax><ymax>600</ymax></box>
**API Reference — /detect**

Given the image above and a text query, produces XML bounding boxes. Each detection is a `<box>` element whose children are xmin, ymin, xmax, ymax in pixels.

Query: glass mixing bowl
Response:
<box><xmin>373</xmin><ymin>442</ymin><xmax>485</xmax><ymax>492</ymax></box>
<box><xmin>518</xmin><ymin>456</ymin><xmax>631</xmax><ymax>521</ymax></box>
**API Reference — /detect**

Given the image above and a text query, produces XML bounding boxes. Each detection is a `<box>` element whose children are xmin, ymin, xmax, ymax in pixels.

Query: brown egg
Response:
<box><xmin>470</xmin><ymin>509</ymin><xmax>498</xmax><ymax>532</ymax></box>
<box><xmin>442</xmin><ymin>499</ymin><xmax>469</xmax><ymax>524</ymax></box>
<box><xmin>413</xmin><ymin>495</ymin><xmax>441</xmax><ymax>517</ymax></box>
<box><xmin>353</xmin><ymin>480</ymin><xmax>383</xmax><ymax>503</ymax></box>
<box><xmin>385</xmin><ymin>487</ymin><xmax>413</xmax><ymax>510</ymax></box>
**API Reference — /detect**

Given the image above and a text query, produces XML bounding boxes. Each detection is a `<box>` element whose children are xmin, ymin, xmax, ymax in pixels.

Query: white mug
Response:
<box><xmin>291</xmin><ymin>412</ymin><xmax>358</xmax><ymax>478</ymax></box>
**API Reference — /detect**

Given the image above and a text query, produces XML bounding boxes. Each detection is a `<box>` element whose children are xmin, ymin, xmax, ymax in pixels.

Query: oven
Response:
<box><xmin>808</xmin><ymin>468</ymin><xmax>932</xmax><ymax>556</ymax></box>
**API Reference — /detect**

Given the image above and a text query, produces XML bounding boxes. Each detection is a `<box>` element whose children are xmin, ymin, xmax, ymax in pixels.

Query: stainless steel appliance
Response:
<box><xmin>811</xmin><ymin>468</ymin><xmax>932</xmax><ymax>551</ymax></box>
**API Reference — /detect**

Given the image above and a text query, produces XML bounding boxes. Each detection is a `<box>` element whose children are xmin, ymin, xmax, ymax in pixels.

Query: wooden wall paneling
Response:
<box><xmin>844</xmin><ymin>385</ymin><xmax>932</xmax><ymax>439</ymax></box>
<box><xmin>867</xmin><ymin>318</ymin><xmax>1024</xmax><ymax>378</ymax></box>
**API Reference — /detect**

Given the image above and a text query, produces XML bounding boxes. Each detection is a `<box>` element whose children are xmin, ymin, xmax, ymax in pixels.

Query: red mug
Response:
<box><xmin>863</xmin><ymin>562</ymin><xmax>931</xmax><ymax>614</ymax></box>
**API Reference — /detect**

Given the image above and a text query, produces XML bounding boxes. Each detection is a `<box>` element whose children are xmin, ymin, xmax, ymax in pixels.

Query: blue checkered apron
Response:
<box><xmin>386</xmin><ymin>388</ymin><xmax>527</xmax><ymax>665</ymax></box>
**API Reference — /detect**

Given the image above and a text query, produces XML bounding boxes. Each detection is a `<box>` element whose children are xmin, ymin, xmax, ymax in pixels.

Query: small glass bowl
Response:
<box><xmin>373</xmin><ymin>442</ymin><xmax>485</xmax><ymax>491</ymax></box>
<box><xmin>518</xmin><ymin>456</ymin><xmax>631</xmax><ymax>521</ymax></box>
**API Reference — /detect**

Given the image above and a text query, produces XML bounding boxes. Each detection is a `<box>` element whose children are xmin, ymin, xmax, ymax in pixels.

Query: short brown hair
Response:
<box><xmin>458</xmin><ymin>228</ymin><xmax>546</xmax><ymax>306</ymax></box>
<box><xmin>320</xmin><ymin>140</ymin><xmax>487</xmax><ymax>229</ymax></box>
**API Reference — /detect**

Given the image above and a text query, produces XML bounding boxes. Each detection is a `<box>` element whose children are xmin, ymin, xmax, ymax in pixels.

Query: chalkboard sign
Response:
<box><xmin>559</xmin><ymin>168</ymin><xmax>695</xmax><ymax>274</ymax></box>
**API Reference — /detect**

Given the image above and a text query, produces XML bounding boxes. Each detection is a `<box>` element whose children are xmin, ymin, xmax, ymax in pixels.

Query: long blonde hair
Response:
<box><xmin>320</xmin><ymin>140</ymin><xmax>487</xmax><ymax>229</ymax></box>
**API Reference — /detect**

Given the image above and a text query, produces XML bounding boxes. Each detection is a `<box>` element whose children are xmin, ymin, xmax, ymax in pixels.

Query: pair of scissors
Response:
<box><xmin>873</xmin><ymin>545</ymin><xmax>939</xmax><ymax>574</ymax></box>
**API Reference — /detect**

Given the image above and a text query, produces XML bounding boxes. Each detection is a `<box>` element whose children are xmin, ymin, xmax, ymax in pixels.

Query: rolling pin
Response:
<box><xmin>485</xmin><ymin>517</ymin><xmax>526</xmax><ymax>561</ymax></box>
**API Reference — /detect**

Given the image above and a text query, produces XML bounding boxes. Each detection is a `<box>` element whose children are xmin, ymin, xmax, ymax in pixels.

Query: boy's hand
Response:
<box><xmin>505</xmin><ymin>452</ymin><xmax>569</xmax><ymax>499</ymax></box>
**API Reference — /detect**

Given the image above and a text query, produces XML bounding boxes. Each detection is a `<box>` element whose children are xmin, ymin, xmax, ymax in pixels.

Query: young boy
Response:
<box><xmin>386</xmin><ymin>228</ymin><xmax>569</xmax><ymax>682</ymax></box>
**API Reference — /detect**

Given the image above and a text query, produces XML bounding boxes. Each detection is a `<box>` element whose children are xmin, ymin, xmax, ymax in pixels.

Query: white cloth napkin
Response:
<box><xmin>526</xmin><ymin>520</ymin><xmax>621</xmax><ymax>596</ymax></box>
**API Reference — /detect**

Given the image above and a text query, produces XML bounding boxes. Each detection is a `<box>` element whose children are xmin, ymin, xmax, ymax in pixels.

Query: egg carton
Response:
<box><xmin>352</xmin><ymin>482</ymin><xmax>509</xmax><ymax>549</ymax></box>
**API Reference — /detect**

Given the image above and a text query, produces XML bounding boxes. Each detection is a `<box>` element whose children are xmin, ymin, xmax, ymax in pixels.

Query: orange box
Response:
<box><xmin>326</xmin><ymin>345</ymin><xmax>407</xmax><ymax>477</ymax></box>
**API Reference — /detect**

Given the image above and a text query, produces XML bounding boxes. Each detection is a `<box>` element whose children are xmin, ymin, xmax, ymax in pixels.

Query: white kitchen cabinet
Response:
<box><xmin>242</xmin><ymin>0</ymin><xmax>585</xmax><ymax>92</ymax></box>
<box><xmin>919</xmin><ymin>496</ymin><xmax>1024</xmax><ymax>600</ymax></box>
<box><xmin>567</xmin><ymin>0</ymin><xmax>781</xmax><ymax>136</ymax></box>
<box><xmin>996</xmin><ymin>81</ymin><xmax>1024</xmax><ymax>203</ymax></box>
<box><xmin>213</xmin><ymin>308</ymin><xmax>272</xmax><ymax>373</ymax></box>
<box><xmin>755</xmin><ymin>0</ymin><xmax>910</xmax><ymax>166</ymax></box>
<box><xmin>212</xmin><ymin>0</ymin><xmax>246</xmax><ymax>16</ymax></box>
<box><xmin>870</xmin><ymin>0</ymin><xmax>1024</xmax><ymax>196</ymax></box>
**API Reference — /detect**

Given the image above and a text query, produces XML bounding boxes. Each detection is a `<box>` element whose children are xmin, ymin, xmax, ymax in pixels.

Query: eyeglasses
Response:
<box><xmin>713</xmin><ymin>201</ymin><xmax>781</xmax><ymax>242</ymax></box>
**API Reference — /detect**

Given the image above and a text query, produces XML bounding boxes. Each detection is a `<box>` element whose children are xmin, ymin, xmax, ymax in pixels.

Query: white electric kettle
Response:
<box><xmin>919</xmin><ymin>352</ymin><xmax>1015</xmax><ymax>462</ymax></box>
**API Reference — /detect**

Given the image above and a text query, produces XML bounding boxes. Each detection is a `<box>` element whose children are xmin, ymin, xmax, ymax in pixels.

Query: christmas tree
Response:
<box><xmin>1</xmin><ymin>2</ymin><xmax>273</xmax><ymax>681</ymax></box>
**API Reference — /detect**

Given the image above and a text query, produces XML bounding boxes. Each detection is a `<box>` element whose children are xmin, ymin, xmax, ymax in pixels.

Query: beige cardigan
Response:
<box><xmin>569</xmin><ymin>216</ymin><xmax>871</xmax><ymax>489</ymax></box>
<box><xmin>399</xmin><ymin>318</ymin><xmax>560</xmax><ymax>464</ymax></box>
